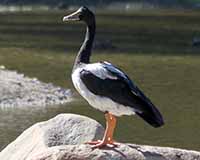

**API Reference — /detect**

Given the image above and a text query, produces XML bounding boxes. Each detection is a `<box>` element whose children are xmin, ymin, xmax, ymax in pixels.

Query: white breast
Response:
<box><xmin>71</xmin><ymin>64</ymin><xmax>135</xmax><ymax>116</ymax></box>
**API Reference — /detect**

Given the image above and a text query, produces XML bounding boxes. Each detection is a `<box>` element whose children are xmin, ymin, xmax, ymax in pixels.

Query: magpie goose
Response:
<box><xmin>63</xmin><ymin>6</ymin><xmax>164</xmax><ymax>148</ymax></box>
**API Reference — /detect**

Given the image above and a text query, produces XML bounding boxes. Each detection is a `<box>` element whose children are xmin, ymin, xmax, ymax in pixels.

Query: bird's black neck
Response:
<box><xmin>73</xmin><ymin>21</ymin><xmax>96</xmax><ymax>70</ymax></box>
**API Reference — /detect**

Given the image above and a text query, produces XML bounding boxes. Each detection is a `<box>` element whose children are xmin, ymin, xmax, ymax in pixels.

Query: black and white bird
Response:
<box><xmin>63</xmin><ymin>6</ymin><xmax>164</xmax><ymax>148</ymax></box>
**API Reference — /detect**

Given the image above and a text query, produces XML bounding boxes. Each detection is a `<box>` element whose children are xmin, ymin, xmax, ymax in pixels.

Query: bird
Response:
<box><xmin>63</xmin><ymin>6</ymin><xmax>164</xmax><ymax>148</ymax></box>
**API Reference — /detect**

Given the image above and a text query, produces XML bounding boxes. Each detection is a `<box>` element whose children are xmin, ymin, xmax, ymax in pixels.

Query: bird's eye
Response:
<box><xmin>79</xmin><ymin>14</ymin><xmax>83</xmax><ymax>20</ymax></box>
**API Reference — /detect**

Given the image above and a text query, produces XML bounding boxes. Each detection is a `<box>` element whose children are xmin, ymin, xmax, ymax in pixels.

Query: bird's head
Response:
<box><xmin>63</xmin><ymin>6</ymin><xmax>95</xmax><ymax>25</ymax></box>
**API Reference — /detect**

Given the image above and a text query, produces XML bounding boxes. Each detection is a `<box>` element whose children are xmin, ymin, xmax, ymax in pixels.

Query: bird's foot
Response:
<box><xmin>85</xmin><ymin>140</ymin><xmax>119</xmax><ymax>149</ymax></box>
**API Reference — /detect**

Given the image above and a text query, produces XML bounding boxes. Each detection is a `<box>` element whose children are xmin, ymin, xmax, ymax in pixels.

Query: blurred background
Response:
<box><xmin>0</xmin><ymin>0</ymin><xmax>200</xmax><ymax>151</ymax></box>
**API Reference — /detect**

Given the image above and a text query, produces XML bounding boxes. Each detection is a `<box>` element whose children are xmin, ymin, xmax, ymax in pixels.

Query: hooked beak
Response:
<box><xmin>63</xmin><ymin>10</ymin><xmax>81</xmax><ymax>22</ymax></box>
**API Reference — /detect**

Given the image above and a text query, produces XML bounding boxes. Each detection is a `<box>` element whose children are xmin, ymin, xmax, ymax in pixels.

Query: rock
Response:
<box><xmin>0</xmin><ymin>65</ymin><xmax>5</xmax><ymax>69</ymax></box>
<box><xmin>1</xmin><ymin>114</ymin><xmax>200</xmax><ymax>160</ymax></box>
<box><xmin>94</xmin><ymin>39</ymin><xmax>117</xmax><ymax>50</ymax></box>
<box><xmin>192</xmin><ymin>37</ymin><xmax>200</xmax><ymax>46</ymax></box>
<box><xmin>29</xmin><ymin>144</ymin><xmax>143</xmax><ymax>160</ymax></box>
<box><xmin>0</xmin><ymin>114</ymin><xmax>104</xmax><ymax>160</ymax></box>
<box><xmin>29</xmin><ymin>144</ymin><xmax>200</xmax><ymax>160</ymax></box>
<box><xmin>0</xmin><ymin>69</ymin><xmax>72</xmax><ymax>108</ymax></box>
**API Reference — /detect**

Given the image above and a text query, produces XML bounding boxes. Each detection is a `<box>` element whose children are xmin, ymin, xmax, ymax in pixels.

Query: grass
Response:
<box><xmin>0</xmin><ymin>9</ymin><xmax>200</xmax><ymax>150</ymax></box>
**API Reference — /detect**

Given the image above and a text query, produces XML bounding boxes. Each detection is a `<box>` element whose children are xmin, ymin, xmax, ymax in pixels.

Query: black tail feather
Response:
<box><xmin>133</xmin><ymin>89</ymin><xmax>164</xmax><ymax>128</ymax></box>
<box><xmin>136</xmin><ymin>106</ymin><xmax>164</xmax><ymax>128</ymax></box>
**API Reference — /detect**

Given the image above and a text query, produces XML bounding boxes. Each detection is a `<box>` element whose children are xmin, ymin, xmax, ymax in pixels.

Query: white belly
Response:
<box><xmin>71</xmin><ymin>68</ymin><xmax>135</xmax><ymax>116</ymax></box>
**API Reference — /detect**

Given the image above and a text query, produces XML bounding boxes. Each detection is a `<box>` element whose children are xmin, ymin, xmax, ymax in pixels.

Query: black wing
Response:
<box><xmin>80</xmin><ymin>62</ymin><xmax>164</xmax><ymax>127</ymax></box>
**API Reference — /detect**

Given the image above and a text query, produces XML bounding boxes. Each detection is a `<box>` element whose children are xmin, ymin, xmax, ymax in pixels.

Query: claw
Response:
<box><xmin>86</xmin><ymin>112</ymin><xmax>118</xmax><ymax>149</ymax></box>
<box><xmin>91</xmin><ymin>141</ymin><xmax>107</xmax><ymax>149</ymax></box>
<box><xmin>85</xmin><ymin>140</ymin><xmax>101</xmax><ymax>145</ymax></box>
<box><xmin>87</xmin><ymin>140</ymin><xmax>119</xmax><ymax>149</ymax></box>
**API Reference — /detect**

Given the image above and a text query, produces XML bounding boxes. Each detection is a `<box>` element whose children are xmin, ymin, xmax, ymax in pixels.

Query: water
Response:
<box><xmin>0</xmin><ymin>97</ymin><xmax>200</xmax><ymax>151</ymax></box>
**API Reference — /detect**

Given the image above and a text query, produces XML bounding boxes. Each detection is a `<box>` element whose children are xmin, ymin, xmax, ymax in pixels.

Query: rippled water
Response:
<box><xmin>0</xmin><ymin>98</ymin><xmax>200</xmax><ymax>151</ymax></box>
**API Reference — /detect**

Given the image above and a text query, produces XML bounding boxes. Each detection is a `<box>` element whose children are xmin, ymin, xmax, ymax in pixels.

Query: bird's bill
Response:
<box><xmin>63</xmin><ymin>9</ymin><xmax>81</xmax><ymax>22</ymax></box>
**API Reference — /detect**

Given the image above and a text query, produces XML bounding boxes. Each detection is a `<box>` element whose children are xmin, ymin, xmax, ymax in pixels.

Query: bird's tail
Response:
<box><xmin>132</xmin><ymin>89</ymin><xmax>164</xmax><ymax>128</ymax></box>
<box><xmin>134</xmin><ymin>94</ymin><xmax>164</xmax><ymax>128</ymax></box>
<box><xmin>136</xmin><ymin>106</ymin><xmax>164</xmax><ymax>128</ymax></box>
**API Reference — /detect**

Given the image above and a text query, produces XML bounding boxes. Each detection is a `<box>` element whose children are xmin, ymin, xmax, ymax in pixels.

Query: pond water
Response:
<box><xmin>0</xmin><ymin>97</ymin><xmax>200</xmax><ymax>151</ymax></box>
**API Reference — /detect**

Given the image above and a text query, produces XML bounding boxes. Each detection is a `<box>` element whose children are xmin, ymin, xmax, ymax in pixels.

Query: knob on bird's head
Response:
<box><xmin>63</xmin><ymin>6</ymin><xmax>95</xmax><ymax>25</ymax></box>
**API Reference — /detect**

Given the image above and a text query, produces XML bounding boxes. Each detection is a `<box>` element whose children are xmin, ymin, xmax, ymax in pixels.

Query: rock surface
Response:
<box><xmin>94</xmin><ymin>39</ymin><xmax>117</xmax><ymax>50</ymax></box>
<box><xmin>0</xmin><ymin>114</ymin><xmax>104</xmax><ymax>160</ymax></box>
<box><xmin>0</xmin><ymin>68</ymin><xmax>72</xmax><ymax>108</ymax></box>
<box><xmin>29</xmin><ymin>144</ymin><xmax>200</xmax><ymax>160</ymax></box>
<box><xmin>0</xmin><ymin>114</ymin><xmax>200</xmax><ymax>160</ymax></box>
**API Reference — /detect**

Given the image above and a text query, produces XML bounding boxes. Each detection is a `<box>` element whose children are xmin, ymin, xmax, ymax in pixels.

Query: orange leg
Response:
<box><xmin>86</xmin><ymin>112</ymin><xmax>118</xmax><ymax>148</ymax></box>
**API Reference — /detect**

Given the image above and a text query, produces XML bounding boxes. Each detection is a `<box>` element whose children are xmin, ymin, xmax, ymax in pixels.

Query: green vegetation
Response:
<box><xmin>0</xmin><ymin>9</ymin><xmax>200</xmax><ymax>150</ymax></box>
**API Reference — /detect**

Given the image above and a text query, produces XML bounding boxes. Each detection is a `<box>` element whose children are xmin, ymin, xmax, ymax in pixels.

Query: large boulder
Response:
<box><xmin>29</xmin><ymin>144</ymin><xmax>200</xmax><ymax>160</ymax></box>
<box><xmin>0</xmin><ymin>114</ymin><xmax>104</xmax><ymax>160</ymax></box>
<box><xmin>0</xmin><ymin>113</ymin><xmax>200</xmax><ymax>160</ymax></box>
